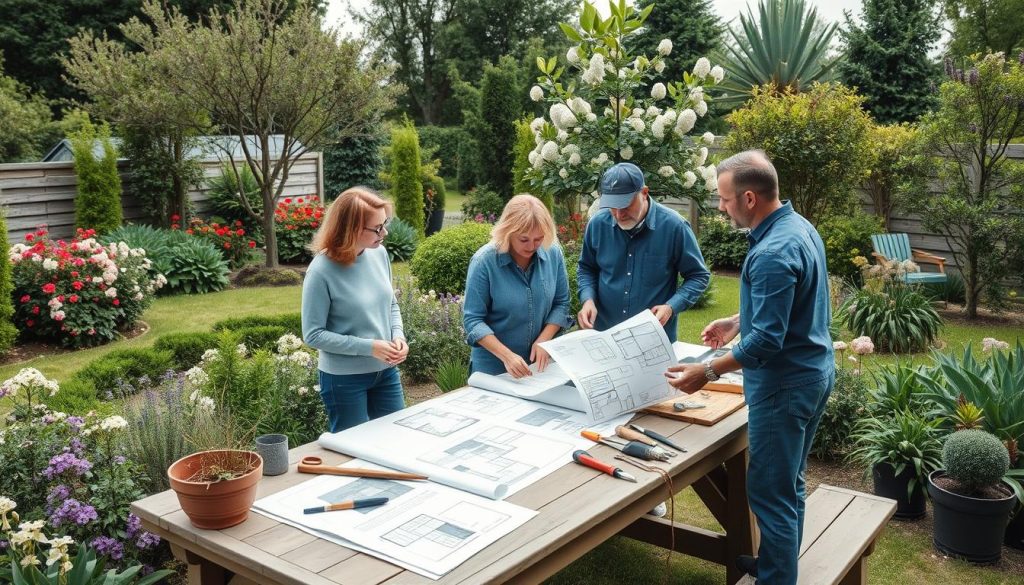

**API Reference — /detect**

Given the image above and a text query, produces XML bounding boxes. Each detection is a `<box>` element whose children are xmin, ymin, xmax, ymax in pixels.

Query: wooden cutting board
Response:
<box><xmin>642</xmin><ymin>390</ymin><xmax>746</xmax><ymax>425</ymax></box>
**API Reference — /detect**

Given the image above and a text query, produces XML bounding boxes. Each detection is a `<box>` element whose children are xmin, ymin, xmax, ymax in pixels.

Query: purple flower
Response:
<box><xmin>136</xmin><ymin>531</ymin><xmax>161</xmax><ymax>550</ymax></box>
<box><xmin>46</xmin><ymin>484</ymin><xmax>72</xmax><ymax>513</ymax></box>
<box><xmin>43</xmin><ymin>451</ymin><xmax>92</xmax><ymax>479</ymax></box>
<box><xmin>66</xmin><ymin>416</ymin><xmax>85</xmax><ymax>429</ymax></box>
<box><xmin>68</xmin><ymin>438</ymin><xmax>85</xmax><ymax>455</ymax></box>
<box><xmin>125</xmin><ymin>514</ymin><xmax>142</xmax><ymax>539</ymax></box>
<box><xmin>114</xmin><ymin>455</ymin><xmax>126</xmax><ymax>465</ymax></box>
<box><xmin>49</xmin><ymin>499</ymin><xmax>98</xmax><ymax>527</ymax></box>
<box><xmin>91</xmin><ymin>536</ymin><xmax>124</xmax><ymax>561</ymax></box>
<box><xmin>968</xmin><ymin>67</ymin><xmax>979</xmax><ymax>85</ymax></box>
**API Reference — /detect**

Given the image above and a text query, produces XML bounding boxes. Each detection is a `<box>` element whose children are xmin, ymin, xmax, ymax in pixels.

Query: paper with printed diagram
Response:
<box><xmin>538</xmin><ymin>310</ymin><xmax>682</xmax><ymax>423</ymax></box>
<box><xmin>253</xmin><ymin>460</ymin><xmax>535</xmax><ymax>580</ymax></box>
<box><xmin>467</xmin><ymin>361</ymin><xmax>587</xmax><ymax>411</ymax></box>
<box><xmin>317</xmin><ymin>387</ymin><xmax>632</xmax><ymax>500</ymax></box>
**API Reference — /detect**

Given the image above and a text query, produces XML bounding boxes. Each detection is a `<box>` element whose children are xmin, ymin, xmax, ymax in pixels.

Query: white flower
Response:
<box><xmin>620</xmin><ymin>146</ymin><xmax>633</xmax><ymax>160</ymax></box>
<box><xmin>851</xmin><ymin>336</ymin><xmax>875</xmax><ymax>355</ymax></box>
<box><xmin>104</xmin><ymin>287</ymin><xmax>118</xmax><ymax>298</ymax></box>
<box><xmin>296</xmin><ymin>386</ymin><xmax>310</xmax><ymax>396</ymax></box>
<box><xmin>567</xmin><ymin>46</ymin><xmax>581</xmax><ymax>64</ymax></box>
<box><xmin>288</xmin><ymin>351</ymin><xmax>314</xmax><ymax>367</ymax></box>
<box><xmin>277</xmin><ymin>333</ymin><xmax>303</xmax><ymax>355</ymax></box>
<box><xmin>51</xmin><ymin>310</ymin><xmax>65</xmax><ymax>322</ymax></box>
<box><xmin>528</xmin><ymin>151</ymin><xmax>539</xmax><ymax>166</ymax></box>
<box><xmin>184</xmin><ymin>366</ymin><xmax>209</xmax><ymax>388</ymax></box>
<box><xmin>710</xmin><ymin>65</ymin><xmax>725</xmax><ymax>83</ymax></box>
<box><xmin>530</xmin><ymin>117</ymin><xmax>545</xmax><ymax>133</ymax></box>
<box><xmin>99</xmin><ymin>415</ymin><xmax>128</xmax><ymax>431</ymax></box>
<box><xmin>833</xmin><ymin>341</ymin><xmax>848</xmax><ymax>351</ymax></box>
<box><xmin>92</xmin><ymin>277</ymin><xmax>103</xmax><ymax>284</ymax></box>
<box><xmin>693</xmin><ymin>57</ymin><xmax>711</xmax><ymax>78</ymax></box>
<box><xmin>585</xmin><ymin>113</ymin><xmax>597</xmax><ymax>122</ymax></box>
<box><xmin>651</xmin><ymin>82</ymin><xmax>666</xmax><ymax>100</ymax></box>
<box><xmin>658</xmin><ymin>166</ymin><xmax>676</xmax><ymax>177</ymax></box>
<box><xmin>0</xmin><ymin>496</ymin><xmax>16</xmax><ymax>514</ymax></box>
<box><xmin>570</xmin><ymin>97</ymin><xmax>592</xmax><ymax>115</ymax></box>
<box><xmin>592</xmin><ymin>152</ymin><xmax>609</xmax><ymax>165</ymax></box>
<box><xmin>197</xmin><ymin>396</ymin><xmax>215</xmax><ymax>412</ymax></box>
<box><xmin>689</xmin><ymin>87</ymin><xmax>704</xmax><ymax>103</ymax></box>
<box><xmin>674</xmin><ymin>109</ymin><xmax>697</xmax><ymax>136</ymax></box>
<box><xmin>550</xmin><ymin>103</ymin><xmax>576</xmax><ymax>129</ymax></box>
<box><xmin>559</xmin><ymin>168</ymin><xmax>569</xmax><ymax>179</ymax></box>
<box><xmin>530</xmin><ymin>85</ymin><xmax>544</xmax><ymax>102</ymax></box>
<box><xmin>658</xmin><ymin>39</ymin><xmax>673</xmax><ymax>56</ymax></box>
<box><xmin>629</xmin><ymin>118</ymin><xmax>645</xmax><ymax>132</ymax></box>
<box><xmin>645</xmin><ymin>106</ymin><xmax>662</xmax><ymax>117</ymax></box>
<box><xmin>541</xmin><ymin>141</ymin><xmax>560</xmax><ymax>162</ymax></box>
<box><xmin>702</xmin><ymin>132</ymin><xmax>716</xmax><ymax>145</ymax></box>
<box><xmin>556</xmin><ymin>130</ymin><xmax>569</xmax><ymax>142</ymax></box>
<box><xmin>200</xmin><ymin>349</ymin><xmax>219</xmax><ymax>364</ymax></box>
<box><xmin>693</xmin><ymin>147</ymin><xmax>709</xmax><ymax>166</ymax></box>
<box><xmin>236</xmin><ymin>343</ymin><xmax>248</xmax><ymax>357</ymax></box>
<box><xmin>42</xmin><ymin>258</ymin><xmax>58</xmax><ymax>270</ymax></box>
<box><xmin>651</xmin><ymin>117</ymin><xmax>666</xmax><ymax>140</ymax></box>
<box><xmin>568</xmin><ymin>153</ymin><xmax>581</xmax><ymax>165</ymax></box>
<box><xmin>695</xmin><ymin>99</ymin><xmax>708</xmax><ymax>116</ymax></box>
<box><xmin>582</xmin><ymin>53</ymin><xmax>606</xmax><ymax>85</ymax></box>
<box><xmin>682</xmin><ymin>171</ymin><xmax>698</xmax><ymax>188</ymax></box>
<box><xmin>631</xmin><ymin>107</ymin><xmax>644</xmax><ymax>118</ymax></box>
<box><xmin>981</xmin><ymin>337</ymin><xmax>1010</xmax><ymax>352</ymax></box>
<box><xmin>654</xmin><ymin>60</ymin><xmax>665</xmax><ymax>73</ymax></box>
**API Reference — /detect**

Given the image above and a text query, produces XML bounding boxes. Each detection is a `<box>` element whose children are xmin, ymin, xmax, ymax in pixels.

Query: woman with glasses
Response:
<box><xmin>301</xmin><ymin>187</ymin><xmax>407</xmax><ymax>432</ymax></box>
<box><xmin>463</xmin><ymin>194</ymin><xmax>573</xmax><ymax>378</ymax></box>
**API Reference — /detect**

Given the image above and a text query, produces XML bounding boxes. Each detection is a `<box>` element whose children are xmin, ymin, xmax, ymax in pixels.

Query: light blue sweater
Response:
<box><xmin>301</xmin><ymin>248</ymin><xmax>404</xmax><ymax>375</ymax></box>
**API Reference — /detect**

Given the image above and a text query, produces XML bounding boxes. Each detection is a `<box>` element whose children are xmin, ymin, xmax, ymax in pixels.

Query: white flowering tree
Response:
<box><xmin>525</xmin><ymin>0</ymin><xmax>724</xmax><ymax>213</ymax></box>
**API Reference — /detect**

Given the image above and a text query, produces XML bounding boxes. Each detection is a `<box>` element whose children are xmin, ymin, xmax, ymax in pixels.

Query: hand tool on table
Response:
<box><xmin>581</xmin><ymin>430</ymin><xmax>672</xmax><ymax>461</ymax></box>
<box><xmin>298</xmin><ymin>456</ymin><xmax>428</xmax><ymax>481</ymax></box>
<box><xmin>614</xmin><ymin>425</ymin><xmax>677</xmax><ymax>457</ymax></box>
<box><xmin>572</xmin><ymin>449</ymin><xmax>636</xmax><ymax>482</ymax></box>
<box><xmin>629</xmin><ymin>423</ymin><xmax>687</xmax><ymax>453</ymax></box>
<box><xmin>673</xmin><ymin>400</ymin><xmax>706</xmax><ymax>412</ymax></box>
<box><xmin>303</xmin><ymin>497</ymin><xmax>389</xmax><ymax>514</ymax></box>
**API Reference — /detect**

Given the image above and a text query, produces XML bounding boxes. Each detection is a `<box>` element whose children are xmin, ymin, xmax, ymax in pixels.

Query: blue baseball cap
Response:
<box><xmin>599</xmin><ymin>162</ymin><xmax>645</xmax><ymax>209</ymax></box>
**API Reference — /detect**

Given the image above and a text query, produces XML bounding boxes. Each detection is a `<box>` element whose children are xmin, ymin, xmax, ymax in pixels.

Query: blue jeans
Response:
<box><xmin>747</xmin><ymin>371</ymin><xmax>834</xmax><ymax>585</ymax></box>
<box><xmin>318</xmin><ymin>367</ymin><xmax>405</xmax><ymax>432</ymax></box>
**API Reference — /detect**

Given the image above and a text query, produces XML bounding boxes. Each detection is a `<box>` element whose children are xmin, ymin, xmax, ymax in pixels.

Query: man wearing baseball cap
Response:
<box><xmin>577</xmin><ymin>162</ymin><xmax>710</xmax><ymax>342</ymax></box>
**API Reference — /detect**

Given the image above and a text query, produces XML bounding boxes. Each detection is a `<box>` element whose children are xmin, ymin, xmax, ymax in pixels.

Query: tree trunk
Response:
<box><xmin>263</xmin><ymin>191</ymin><xmax>278</xmax><ymax>268</ymax></box>
<box><xmin>172</xmin><ymin>137</ymin><xmax>187</xmax><ymax>224</ymax></box>
<box><xmin>965</xmin><ymin>249</ymin><xmax>979</xmax><ymax>319</ymax></box>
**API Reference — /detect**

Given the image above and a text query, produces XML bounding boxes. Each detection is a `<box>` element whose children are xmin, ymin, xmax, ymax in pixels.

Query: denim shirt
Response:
<box><xmin>731</xmin><ymin>202</ymin><xmax>835</xmax><ymax>401</ymax></box>
<box><xmin>463</xmin><ymin>242</ymin><xmax>573</xmax><ymax>375</ymax></box>
<box><xmin>577</xmin><ymin>200</ymin><xmax>710</xmax><ymax>342</ymax></box>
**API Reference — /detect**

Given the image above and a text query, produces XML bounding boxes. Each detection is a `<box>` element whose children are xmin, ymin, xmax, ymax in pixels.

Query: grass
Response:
<box><xmin>445</xmin><ymin>189</ymin><xmax>467</xmax><ymax>212</ymax></box>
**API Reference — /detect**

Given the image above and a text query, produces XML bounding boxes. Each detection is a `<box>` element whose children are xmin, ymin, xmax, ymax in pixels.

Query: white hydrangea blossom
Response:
<box><xmin>657</xmin><ymin>39</ymin><xmax>672</xmax><ymax>56</ymax></box>
<box><xmin>567</xmin><ymin>46</ymin><xmax>581</xmax><ymax>64</ymax></box>
<box><xmin>693</xmin><ymin>147</ymin><xmax>709</xmax><ymax>166</ymax></box>
<box><xmin>654</xmin><ymin>60</ymin><xmax>665</xmax><ymax>73</ymax></box>
<box><xmin>530</xmin><ymin>117</ymin><xmax>545</xmax><ymax>133</ymax></box>
<box><xmin>568</xmin><ymin>152</ymin><xmax>582</xmax><ymax>165</ymax></box>
<box><xmin>629</xmin><ymin>118</ymin><xmax>645</xmax><ymax>133</ymax></box>
<box><xmin>658</xmin><ymin>166</ymin><xmax>676</xmax><ymax>177</ymax></box>
<box><xmin>541</xmin><ymin>141</ymin><xmax>560</xmax><ymax>161</ymax></box>
<box><xmin>582</xmin><ymin>53</ymin><xmax>606</xmax><ymax>85</ymax></box>
<box><xmin>693</xmin><ymin>57</ymin><xmax>711</xmax><ymax>78</ymax></box>
<box><xmin>682</xmin><ymin>171</ymin><xmax>698</xmax><ymax>188</ymax></box>
<box><xmin>695</xmin><ymin>100</ymin><xmax>708</xmax><ymax>117</ymax></box>
<box><xmin>674</xmin><ymin>109</ymin><xmax>697</xmax><ymax>136</ymax></box>
<box><xmin>549</xmin><ymin>103</ymin><xmax>577</xmax><ymax>130</ymax></box>
<box><xmin>702</xmin><ymin>132</ymin><xmax>716</xmax><ymax>145</ymax></box>
<box><xmin>620</xmin><ymin>145</ymin><xmax>634</xmax><ymax>160</ymax></box>
<box><xmin>530</xmin><ymin>85</ymin><xmax>544</xmax><ymax>102</ymax></box>
<box><xmin>710</xmin><ymin>65</ymin><xmax>725</xmax><ymax>83</ymax></box>
<box><xmin>559</xmin><ymin>168</ymin><xmax>569</xmax><ymax>179</ymax></box>
<box><xmin>651</xmin><ymin>82</ymin><xmax>666</xmax><ymax>100</ymax></box>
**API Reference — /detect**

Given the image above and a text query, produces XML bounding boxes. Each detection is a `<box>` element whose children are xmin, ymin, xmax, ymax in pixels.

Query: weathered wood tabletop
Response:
<box><xmin>133</xmin><ymin>403</ymin><xmax>755</xmax><ymax>585</ymax></box>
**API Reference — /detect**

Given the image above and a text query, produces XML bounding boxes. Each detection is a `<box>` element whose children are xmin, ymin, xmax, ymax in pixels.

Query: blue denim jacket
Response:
<box><xmin>731</xmin><ymin>202</ymin><xmax>835</xmax><ymax>400</ymax></box>
<box><xmin>463</xmin><ymin>242</ymin><xmax>573</xmax><ymax>375</ymax></box>
<box><xmin>577</xmin><ymin>200</ymin><xmax>710</xmax><ymax>342</ymax></box>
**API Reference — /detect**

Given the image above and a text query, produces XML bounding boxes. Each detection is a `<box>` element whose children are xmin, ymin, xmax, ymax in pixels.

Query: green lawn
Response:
<box><xmin>445</xmin><ymin>189</ymin><xmax>467</xmax><ymax>212</ymax></box>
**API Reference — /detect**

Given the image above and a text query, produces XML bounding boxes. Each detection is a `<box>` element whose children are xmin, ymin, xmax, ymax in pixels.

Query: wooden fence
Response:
<box><xmin>0</xmin><ymin>153</ymin><xmax>323</xmax><ymax>243</ymax></box>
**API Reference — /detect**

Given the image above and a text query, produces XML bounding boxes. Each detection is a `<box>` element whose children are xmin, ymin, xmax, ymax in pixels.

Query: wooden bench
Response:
<box><xmin>737</xmin><ymin>484</ymin><xmax>896</xmax><ymax>585</ymax></box>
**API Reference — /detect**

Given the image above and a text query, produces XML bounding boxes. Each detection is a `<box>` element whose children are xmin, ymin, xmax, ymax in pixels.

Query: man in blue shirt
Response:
<box><xmin>665</xmin><ymin>150</ymin><xmax>835</xmax><ymax>585</ymax></box>
<box><xmin>577</xmin><ymin>162</ymin><xmax>710</xmax><ymax>342</ymax></box>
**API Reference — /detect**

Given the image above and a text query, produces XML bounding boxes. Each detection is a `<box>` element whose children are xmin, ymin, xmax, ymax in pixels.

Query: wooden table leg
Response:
<box><xmin>723</xmin><ymin>446</ymin><xmax>758</xmax><ymax>585</ymax></box>
<box><xmin>171</xmin><ymin>543</ymin><xmax>229</xmax><ymax>585</ymax></box>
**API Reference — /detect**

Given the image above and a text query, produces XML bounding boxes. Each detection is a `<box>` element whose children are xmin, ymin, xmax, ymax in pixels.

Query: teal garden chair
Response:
<box><xmin>870</xmin><ymin>233</ymin><xmax>948</xmax><ymax>285</ymax></box>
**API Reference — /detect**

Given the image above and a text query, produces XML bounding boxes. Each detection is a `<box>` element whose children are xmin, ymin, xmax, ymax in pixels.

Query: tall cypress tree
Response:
<box><xmin>838</xmin><ymin>0</ymin><xmax>942</xmax><ymax>124</ymax></box>
<box><xmin>633</xmin><ymin>0</ymin><xmax>725</xmax><ymax>84</ymax></box>
<box><xmin>478</xmin><ymin>56</ymin><xmax>523</xmax><ymax>200</ymax></box>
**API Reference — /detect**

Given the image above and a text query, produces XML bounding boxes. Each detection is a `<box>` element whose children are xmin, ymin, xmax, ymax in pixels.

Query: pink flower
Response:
<box><xmin>850</xmin><ymin>336</ymin><xmax>874</xmax><ymax>355</ymax></box>
<box><xmin>42</xmin><ymin>283</ymin><xmax>56</xmax><ymax>294</ymax></box>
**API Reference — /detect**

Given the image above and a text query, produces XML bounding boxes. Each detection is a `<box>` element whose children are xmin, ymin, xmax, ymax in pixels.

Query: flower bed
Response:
<box><xmin>274</xmin><ymin>196</ymin><xmax>324</xmax><ymax>264</ymax></box>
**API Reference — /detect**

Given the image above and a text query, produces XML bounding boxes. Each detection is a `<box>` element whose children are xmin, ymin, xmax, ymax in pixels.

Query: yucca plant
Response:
<box><xmin>715</xmin><ymin>0</ymin><xmax>838</xmax><ymax>108</ymax></box>
<box><xmin>434</xmin><ymin>359</ymin><xmax>470</xmax><ymax>393</ymax></box>
<box><xmin>849</xmin><ymin>410</ymin><xmax>944</xmax><ymax>502</ymax></box>
<box><xmin>866</xmin><ymin>361</ymin><xmax>929</xmax><ymax>416</ymax></box>
<box><xmin>840</xmin><ymin>281</ymin><xmax>943</xmax><ymax>354</ymax></box>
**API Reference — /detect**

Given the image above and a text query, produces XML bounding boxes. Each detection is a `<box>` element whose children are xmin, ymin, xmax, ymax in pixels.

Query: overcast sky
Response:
<box><xmin>324</xmin><ymin>0</ymin><xmax>864</xmax><ymax>37</ymax></box>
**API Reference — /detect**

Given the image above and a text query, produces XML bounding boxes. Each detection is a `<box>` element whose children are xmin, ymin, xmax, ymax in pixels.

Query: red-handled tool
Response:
<box><xmin>572</xmin><ymin>449</ymin><xmax>637</xmax><ymax>482</ymax></box>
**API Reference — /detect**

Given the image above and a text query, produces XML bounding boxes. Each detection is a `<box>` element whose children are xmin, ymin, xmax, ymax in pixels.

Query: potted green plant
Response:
<box><xmin>928</xmin><ymin>429</ymin><xmax>1015</xmax><ymax>563</ymax></box>
<box><xmin>423</xmin><ymin>173</ymin><xmax>447</xmax><ymax>236</ymax></box>
<box><xmin>849</xmin><ymin>410</ymin><xmax>943</xmax><ymax>519</ymax></box>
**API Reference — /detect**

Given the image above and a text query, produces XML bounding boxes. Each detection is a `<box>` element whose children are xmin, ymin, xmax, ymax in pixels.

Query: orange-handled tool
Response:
<box><xmin>572</xmin><ymin>449</ymin><xmax>636</xmax><ymax>482</ymax></box>
<box><xmin>581</xmin><ymin>430</ymin><xmax>672</xmax><ymax>461</ymax></box>
<box><xmin>298</xmin><ymin>456</ymin><xmax>427</xmax><ymax>481</ymax></box>
<box><xmin>615</xmin><ymin>425</ymin><xmax>677</xmax><ymax>456</ymax></box>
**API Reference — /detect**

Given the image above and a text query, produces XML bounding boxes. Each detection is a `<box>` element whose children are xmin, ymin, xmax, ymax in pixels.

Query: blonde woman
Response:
<box><xmin>463</xmin><ymin>194</ymin><xmax>573</xmax><ymax>378</ymax></box>
<box><xmin>301</xmin><ymin>187</ymin><xmax>407</xmax><ymax>432</ymax></box>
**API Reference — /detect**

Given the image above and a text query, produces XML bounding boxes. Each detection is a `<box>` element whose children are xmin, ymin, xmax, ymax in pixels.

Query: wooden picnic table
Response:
<box><xmin>132</xmin><ymin>401</ymin><xmax>755</xmax><ymax>585</ymax></box>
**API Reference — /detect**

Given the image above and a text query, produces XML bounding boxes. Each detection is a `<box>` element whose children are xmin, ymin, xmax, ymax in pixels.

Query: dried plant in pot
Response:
<box><xmin>928</xmin><ymin>429</ymin><xmax>1015</xmax><ymax>563</ymax></box>
<box><xmin>167</xmin><ymin>379</ymin><xmax>263</xmax><ymax>529</ymax></box>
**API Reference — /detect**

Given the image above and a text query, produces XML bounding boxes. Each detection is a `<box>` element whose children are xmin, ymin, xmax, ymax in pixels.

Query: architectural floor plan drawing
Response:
<box><xmin>321</xmin><ymin>478</ymin><xmax>413</xmax><ymax>515</ymax></box>
<box><xmin>539</xmin><ymin>310</ymin><xmax>682</xmax><ymax>423</ymax></box>
<box><xmin>418</xmin><ymin>425</ymin><xmax>568</xmax><ymax>487</ymax></box>
<box><xmin>395</xmin><ymin>408</ymin><xmax>479</xmax><ymax>437</ymax></box>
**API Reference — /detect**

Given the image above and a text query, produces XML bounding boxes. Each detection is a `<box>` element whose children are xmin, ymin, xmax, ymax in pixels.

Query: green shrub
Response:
<box><xmin>232</xmin><ymin>266</ymin><xmax>304</xmax><ymax>287</ymax></box>
<box><xmin>848</xmin><ymin>410</ymin><xmax>944</xmax><ymax>500</ymax></box>
<box><xmin>395</xmin><ymin>277</ymin><xmax>469</xmax><ymax>383</ymax></box>
<box><xmin>43</xmin><ymin>376</ymin><xmax>98</xmax><ymax>414</ymax></box>
<box><xmin>418</xmin><ymin>126</ymin><xmax>463</xmax><ymax>179</ymax></box>
<box><xmin>234</xmin><ymin>325</ymin><xmax>288</xmax><ymax>353</ymax></box>
<box><xmin>698</xmin><ymin>212</ymin><xmax>748</xmax><ymax>270</ymax></box>
<box><xmin>840</xmin><ymin>281</ymin><xmax>942</xmax><ymax>353</ymax></box>
<box><xmin>811</xmin><ymin>368</ymin><xmax>870</xmax><ymax>459</ymax></box>
<box><xmin>164</xmin><ymin>236</ymin><xmax>231</xmax><ymax>294</ymax></box>
<box><xmin>411</xmin><ymin>222</ymin><xmax>493</xmax><ymax>294</ymax></box>
<box><xmin>817</xmin><ymin>211</ymin><xmax>884</xmax><ymax>280</ymax></box>
<box><xmin>205</xmin><ymin>164</ymin><xmax>263</xmax><ymax>233</ymax></box>
<box><xmin>725</xmin><ymin>83</ymin><xmax>874</xmax><ymax>225</ymax></box>
<box><xmin>153</xmin><ymin>331</ymin><xmax>220</xmax><ymax>370</ymax></box>
<box><xmin>71</xmin><ymin>118</ymin><xmax>123</xmax><ymax>235</ymax></box>
<box><xmin>75</xmin><ymin>348</ymin><xmax>175</xmax><ymax>400</ymax></box>
<box><xmin>563</xmin><ymin>240</ymin><xmax>584</xmax><ymax>319</ymax></box>
<box><xmin>943</xmin><ymin>429</ymin><xmax>1010</xmax><ymax>491</ymax></box>
<box><xmin>0</xmin><ymin>211</ymin><xmax>19</xmax><ymax>353</ymax></box>
<box><xmin>435</xmin><ymin>359</ymin><xmax>470</xmax><ymax>393</ymax></box>
<box><xmin>456</xmin><ymin>131</ymin><xmax>481</xmax><ymax>191</ymax></box>
<box><xmin>461</xmin><ymin>187</ymin><xmax>506</xmax><ymax>222</ymax></box>
<box><xmin>390</xmin><ymin>122</ymin><xmax>425</xmax><ymax>235</ymax></box>
<box><xmin>422</xmin><ymin>172</ymin><xmax>447</xmax><ymax>214</ymax></box>
<box><xmin>213</xmin><ymin>313</ymin><xmax>302</xmax><ymax>335</ymax></box>
<box><xmin>865</xmin><ymin>361</ymin><xmax>929</xmax><ymax>417</ymax></box>
<box><xmin>121</xmin><ymin>376</ymin><xmax>191</xmax><ymax>493</ymax></box>
<box><xmin>478</xmin><ymin>56</ymin><xmax>522</xmax><ymax>198</ymax></box>
<box><xmin>383</xmin><ymin>217</ymin><xmax>420</xmax><ymax>262</ymax></box>
<box><xmin>323</xmin><ymin>133</ymin><xmax>385</xmax><ymax>196</ymax></box>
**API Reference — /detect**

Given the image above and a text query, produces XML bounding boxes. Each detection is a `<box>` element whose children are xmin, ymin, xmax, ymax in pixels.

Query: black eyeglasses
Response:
<box><xmin>364</xmin><ymin>217</ymin><xmax>392</xmax><ymax>236</ymax></box>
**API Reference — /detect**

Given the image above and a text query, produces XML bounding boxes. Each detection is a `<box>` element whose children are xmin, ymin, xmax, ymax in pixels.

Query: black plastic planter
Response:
<box><xmin>873</xmin><ymin>462</ymin><xmax>926</xmax><ymax>519</ymax></box>
<box><xmin>928</xmin><ymin>470</ymin><xmax>1015</xmax><ymax>564</ymax></box>
<box><xmin>425</xmin><ymin>209</ymin><xmax>445</xmax><ymax>236</ymax></box>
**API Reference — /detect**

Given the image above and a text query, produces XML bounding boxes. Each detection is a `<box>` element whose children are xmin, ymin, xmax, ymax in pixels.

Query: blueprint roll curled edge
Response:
<box><xmin>317</xmin><ymin>432</ymin><xmax>510</xmax><ymax>500</ymax></box>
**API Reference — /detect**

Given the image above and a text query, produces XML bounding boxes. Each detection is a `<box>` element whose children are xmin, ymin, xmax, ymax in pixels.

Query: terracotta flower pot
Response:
<box><xmin>168</xmin><ymin>450</ymin><xmax>263</xmax><ymax>529</ymax></box>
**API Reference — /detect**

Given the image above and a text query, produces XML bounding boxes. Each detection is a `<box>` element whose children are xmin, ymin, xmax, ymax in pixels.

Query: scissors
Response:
<box><xmin>298</xmin><ymin>456</ymin><xmax>428</xmax><ymax>481</ymax></box>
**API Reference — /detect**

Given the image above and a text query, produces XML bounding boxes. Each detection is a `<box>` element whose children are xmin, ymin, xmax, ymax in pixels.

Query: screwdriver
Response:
<box><xmin>629</xmin><ymin>423</ymin><xmax>687</xmax><ymax>452</ymax></box>
<box><xmin>615</xmin><ymin>425</ymin><xmax>677</xmax><ymax>457</ymax></box>
<box><xmin>581</xmin><ymin>430</ymin><xmax>672</xmax><ymax>461</ymax></box>
<box><xmin>572</xmin><ymin>449</ymin><xmax>636</xmax><ymax>482</ymax></box>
